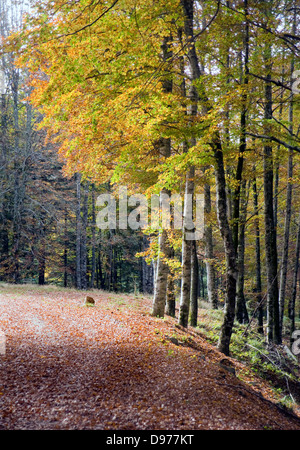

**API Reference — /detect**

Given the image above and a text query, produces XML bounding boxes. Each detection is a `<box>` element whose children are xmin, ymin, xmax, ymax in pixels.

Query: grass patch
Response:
<box><xmin>196</xmin><ymin>307</ymin><xmax>300</xmax><ymax>411</ymax></box>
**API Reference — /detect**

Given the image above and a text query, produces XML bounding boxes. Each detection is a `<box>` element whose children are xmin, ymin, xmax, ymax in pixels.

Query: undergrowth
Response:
<box><xmin>196</xmin><ymin>307</ymin><xmax>300</xmax><ymax>412</ymax></box>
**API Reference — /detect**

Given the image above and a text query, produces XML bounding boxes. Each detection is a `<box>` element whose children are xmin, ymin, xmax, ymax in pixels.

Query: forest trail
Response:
<box><xmin>0</xmin><ymin>283</ymin><xmax>300</xmax><ymax>430</ymax></box>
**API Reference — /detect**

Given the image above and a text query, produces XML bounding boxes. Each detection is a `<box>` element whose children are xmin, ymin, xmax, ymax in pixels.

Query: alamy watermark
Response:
<box><xmin>0</xmin><ymin>328</ymin><xmax>6</xmax><ymax>355</ymax></box>
<box><xmin>292</xmin><ymin>330</ymin><xmax>300</xmax><ymax>357</ymax></box>
<box><xmin>96</xmin><ymin>186</ymin><xmax>204</xmax><ymax>240</ymax></box>
<box><xmin>292</xmin><ymin>70</ymin><xmax>300</xmax><ymax>94</ymax></box>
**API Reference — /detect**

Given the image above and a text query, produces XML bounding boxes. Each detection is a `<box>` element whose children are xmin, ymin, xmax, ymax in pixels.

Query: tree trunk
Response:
<box><xmin>142</xmin><ymin>236</ymin><xmax>153</xmax><ymax>295</ymax></box>
<box><xmin>214</xmin><ymin>141</ymin><xmax>238</xmax><ymax>356</ymax></box>
<box><xmin>178</xmin><ymin>0</ymin><xmax>198</xmax><ymax>328</ymax></box>
<box><xmin>75</xmin><ymin>172</ymin><xmax>82</xmax><ymax>290</ymax></box>
<box><xmin>12</xmin><ymin>68</ymin><xmax>21</xmax><ymax>284</ymax></box>
<box><xmin>152</xmin><ymin>221</ymin><xmax>169</xmax><ymax>317</ymax></box>
<box><xmin>179</xmin><ymin>166</ymin><xmax>195</xmax><ymax>327</ymax></box>
<box><xmin>252</xmin><ymin>172</ymin><xmax>264</xmax><ymax>334</ymax></box>
<box><xmin>231</xmin><ymin>0</ymin><xmax>249</xmax><ymax>253</ymax></box>
<box><xmin>81</xmin><ymin>181</ymin><xmax>89</xmax><ymax>290</ymax></box>
<box><xmin>180</xmin><ymin>0</ymin><xmax>237</xmax><ymax>353</ymax></box>
<box><xmin>263</xmin><ymin>44</ymin><xmax>281</xmax><ymax>345</ymax></box>
<box><xmin>166</xmin><ymin>274</ymin><xmax>176</xmax><ymax>317</ymax></box>
<box><xmin>90</xmin><ymin>184</ymin><xmax>96</xmax><ymax>288</ymax></box>
<box><xmin>151</xmin><ymin>35</ymin><xmax>172</xmax><ymax>318</ymax></box>
<box><xmin>279</xmin><ymin>7</ymin><xmax>296</xmax><ymax>331</ymax></box>
<box><xmin>189</xmin><ymin>240</ymin><xmax>199</xmax><ymax>327</ymax></box>
<box><xmin>38</xmin><ymin>231</ymin><xmax>46</xmax><ymax>286</ymax></box>
<box><xmin>108</xmin><ymin>228</ymin><xmax>114</xmax><ymax>291</ymax></box>
<box><xmin>165</xmin><ymin>244</ymin><xmax>176</xmax><ymax>316</ymax></box>
<box><xmin>204</xmin><ymin>181</ymin><xmax>218</xmax><ymax>308</ymax></box>
<box><xmin>235</xmin><ymin>181</ymin><xmax>249</xmax><ymax>324</ymax></box>
<box><xmin>97</xmin><ymin>234</ymin><xmax>104</xmax><ymax>289</ymax></box>
<box><xmin>288</xmin><ymin>211</ymin><xmax>300</xmax><ymax>339</ymax></box>
<box><xmin>63</xmin><ymin>212</ymin><xmax>68</xmax><ymax>288</ymax></box>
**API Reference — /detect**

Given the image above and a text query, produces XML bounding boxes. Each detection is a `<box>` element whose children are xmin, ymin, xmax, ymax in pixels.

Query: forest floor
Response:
<box><xmin>0</xmin><ymin>283</ymin><xmax>300</xmax><ymax>430</ymax></box>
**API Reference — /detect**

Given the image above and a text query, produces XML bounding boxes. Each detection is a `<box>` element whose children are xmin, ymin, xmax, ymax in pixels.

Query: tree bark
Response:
<box><xmin>152</xmin><ymin>218</ymin><xmax>169</xmax><ymax>317</ymax></box>
<box><xmin>288</xmin><ymin>211</ymin><xmax>300</xmax><ymax>339</ymax></box>
<box><xmin>235</xmin><ymin>181</ymin><xmax>249</xmax><ymax>324</ymax></box>
<box><xmin>279</xmin><ymin>6</ymin><xmax>296</xmax><ymax>331</ymax></box>
<box><xmin>178</xmin><ymin>0</ymin><xmax>198</xmax><ymax>328</ymax></box>
<box><xmin>232</xmin><ymin>0</ymin><xmax>249</xmax><ymax>253</ymax></box>
<box><xmin>166</xmin><ymin>274</ymin><xmax>176</xmax><ymax>317</ymax></box>
<box><xmin>204</xmin><ymin>181</ymin><xmax>218</xmax><ymax>308</ymax></box>
<box><xmin>179</xmin><ymin>166</ymin><xmax>195</xmax><ymax>327</ymax></box>
<box><xmin>263</xmin><ymin>47</ymin><xmax>281</xmax><ymax>344</ymax></box>
<box><xmin>252</xmin><ymin>172</ymin><xmax>264</xmax><ymax>334</ymax></box>
<box><xmin>81</xmin><ymin>181</ymin><xmax>89</xmax><ymax>290</ymax></box>
<box><xmin>12</xmin><ymin>67</ymin><xmax>21</xmax><ymax>284</ymax></box>
<box><xmin>75</xmin><ymin>172</ymin><xmax>82</xmax><ymax>290</ymax></box>
<box><xmin>90</xmin><ymin>184</ymin><xmax>96</xmax><ymax>288</ymax></box>
<box><xmin>189</xmin><ymin>240</ymin><xmax>199</xmax><ymax>327</ymax></box>
<box><xmin>152</xmin><ymin>35</ymin><xmax>173</xmax><ymax>318</ymax></box>
<box><xmin>180</xmin><ymin>0</ymin><xmax>237</xmax><ymax>353</ymax></box>
<box><xmin>38</xmin><ymin>228</ymin><xmax>46</xmax><ymax>286</ymax></box>
<box><xmin>166</xmin><ymin>244</ymin><xmax>176</xmax><ymax>316</ymax></box>
<box><xmin>214</xmin><ymin>141</ymin><xmax>238</xmax><ymax>356</ymax></box>
<box><xmin>63</xmin><ymin>211</ymin><xmax>68</xmax><ymax>288</ymax></box>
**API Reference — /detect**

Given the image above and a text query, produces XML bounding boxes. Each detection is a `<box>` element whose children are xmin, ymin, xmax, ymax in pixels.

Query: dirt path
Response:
<box><xmin>0</xmin><ymin>284</ymin><xmax>300</xmax><ymax>430</ymax></box>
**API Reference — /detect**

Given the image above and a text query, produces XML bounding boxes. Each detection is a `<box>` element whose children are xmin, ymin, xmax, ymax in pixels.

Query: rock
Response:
<box><xmin>84</xmin><ymin>296</ymin><xmax>95</xmax><ymax>306</ymax></box>
<box><xmin>218</xmin><ymin>358</ymin><xmax>236</xmax><ymax>376</ymax></box>
<box><xmin>166</xmin><ymin>336</ymin><xmax>179</xmax><ymax>346</ymax></box>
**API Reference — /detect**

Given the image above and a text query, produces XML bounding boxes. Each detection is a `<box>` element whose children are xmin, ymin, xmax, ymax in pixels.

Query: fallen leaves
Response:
<box><xmin>0</xmin><ymin>283</ymin><xmax>299</xmax><ymax>430</ymax></box>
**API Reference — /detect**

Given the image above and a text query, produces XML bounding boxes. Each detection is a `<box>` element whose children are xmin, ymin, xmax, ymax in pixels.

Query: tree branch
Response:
<box><xmin>245</xmin><ymin>132</ymin><xmax>300</xmax><ymax>153</ymax></box>
<box><xmin>60</xmin><ymin>0</ymin><xmax>120</xmax><ymax>37</ymax></box>
<box><xmin>249</xmin><ymin>71</ymin><xmax>292</xmax><ymax>91</ymax></box>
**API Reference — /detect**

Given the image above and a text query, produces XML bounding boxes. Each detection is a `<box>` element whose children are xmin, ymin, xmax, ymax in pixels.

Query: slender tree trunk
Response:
<box><xmin>12</xmin><ymin>68</ymin><xmax>21</xmax><ymax>283</ymax></box>
<box><xmin>64</xmin><ymin>211</ymin><xmax>68</xmax><ymax>288</ymax></box>
<box><xmin>166</xmin><ymin>244</ymin><xmax>176</xmax><ymax>317</ymax></box>
<box><xmin>289</xmin><ymin>211</ymin><xmax>300</xmax><ymax>339</ymax></box>
<box><xmin>113</xmin><ymin>246</ymin><xmax>118</xmax><ymax>291</ymax></box>
<box><xmin>151</xmin><ymin>147</ymin><xmax>171</xmax><ymax>315</ymax></box>
<box><xmin>236</xmin><ymin>181</ymin><xmax>249</xmax><ymax>324</ymax></box>
<box><xmin>179</xmin><ymin>165</ymin><xmax>195</xmax><ymax>327</ymax></box>
<box><xmin>279</xmin><ymin>7</ymin><xmax>296</xmax><ymax>331</ymax></box>
<box><xmin>189</xmin><ymin>240</ymin><xmax>199</xmax><ymax>327</ymax></box>
<box><xmin>232</xmin><ymin>0</ymin><xmax>249</xmax><ymax>253</ymax></box>
<box><xmin>142</xmin><ymin>236</ymin><xmax>153</xmax><ymax>295</ymax></box>
<box><xmin>152</xmin><ymin>35</ymin><xmax>172</xmax><ymax>318</ymax></box>
<box><xmin>273</xmin><ymin>62</ymin><xmax>285</xmax><ymax>233</ymax></box>
<box><xmin>178</xmin><ymin>1</ymin><xmax>198</xmax><ymax>328</ymax></box>
<box><xmin>152</xmin><ymin>219</ymin><xmax>169</xmax><ymax>317</ymax></box>
<box><xmin>38</xmin><ymin>227</ymin><xmax>46</xmax><ymax>286</ymax></box>
<box><xmin>214</xmin><ymin>141</ymin><xmax>238</xmax><ymax>356</ymax></box>
<box><xmin>253</xmin><ymin>172</ymin><xmax>264</xmax><ymax>334</ymax></box>
<box><xmin>91</xmin><ymin>184</ymin><xmax>96</xmax><ymax>288</ymax></box>
<box><xmin>75</xmin><ymin>172</ymin><xmax>82</xmax><ymax>290</ymax></box>
<box><xmin>279</xmin><ymin>149</ymin><xmax>293</xmax><ymax>327</ymax></box>
<box><xmin>263</xmin><ymin>46</ymin><xmax>281</xmax><ymax>344</ymax></box>
<box><xmin>108</xmin><ymin>228</ymin><xmax>114</xmax><ymax>291</ymax></box>
<box><xmin>200</xmin><ymin>263</ymin><xmax>205</xmax><ymax>298</ymax></box>
<box><xmin>98</xmin><ymin>233</ymin><xmax>104</xmax><ymax>289</ymax></box>
<box><xmin>204</xmin><ymin>181</ymin><xmax>218</xmax><ymax>308</ymax></box>
<box><xmin>81</xmin><ymin>181</ymin><xmax>89</xmax><ymax>290</ymax></box>
<box><xmin>166</xmin><ymin>274</ymin><xmax>176</xmax><ymax>317</ymax></box>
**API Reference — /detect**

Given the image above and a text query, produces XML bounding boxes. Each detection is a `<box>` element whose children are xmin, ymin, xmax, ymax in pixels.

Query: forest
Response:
<box><xmin>0</xmin><ymin>0</ymin><xmax>300</xmax><ymax>363</ymax></box>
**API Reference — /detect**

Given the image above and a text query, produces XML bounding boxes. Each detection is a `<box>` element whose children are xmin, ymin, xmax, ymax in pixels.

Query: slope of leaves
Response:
<box><xmin>0</xmin><ymin>283</ymin><xmax>300</xmax><ymax>430</ymax></box>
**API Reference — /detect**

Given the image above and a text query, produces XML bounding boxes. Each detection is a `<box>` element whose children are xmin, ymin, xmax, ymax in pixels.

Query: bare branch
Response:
<box><xmin>245</xmin><ymin>132</ymin><xmax>300</xmax><ymax>153</ymax></box>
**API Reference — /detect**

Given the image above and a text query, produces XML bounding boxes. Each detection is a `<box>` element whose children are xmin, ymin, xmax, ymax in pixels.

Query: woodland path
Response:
<box><xmin>0</xmin><ymin>283</ymin><xmax>300</xmax><ymax>430</ymax></box>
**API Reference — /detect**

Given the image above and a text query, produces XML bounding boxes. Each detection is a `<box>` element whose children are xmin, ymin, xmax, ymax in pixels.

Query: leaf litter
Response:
<box><xmin>0</xmin><ymin>284</ymin><xmax>300</xmax><ymax>430</ymax></box>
